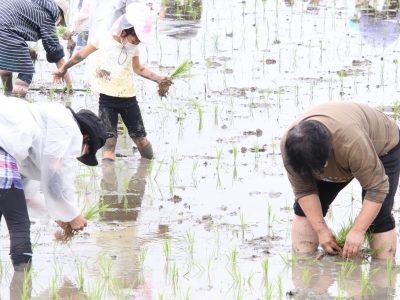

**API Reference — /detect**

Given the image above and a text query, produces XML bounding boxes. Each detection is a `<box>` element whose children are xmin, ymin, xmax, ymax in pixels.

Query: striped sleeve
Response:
<box><xmin>39</xmin><ymin>17</ymin><xmax>64</xmax><ymax>63</ymax></box>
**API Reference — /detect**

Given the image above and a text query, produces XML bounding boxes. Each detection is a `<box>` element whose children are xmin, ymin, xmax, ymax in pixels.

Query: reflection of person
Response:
<box><xmin>53</xmin><ymin>3</ymin><xmax>172</xmax><ymax>161</ymax></box>
<box><xmin>291</xmin><ymin>255</ymin><xmax>336</xmax><ymax>296</ymax></box>
<box><xmin>0</xmin><ymin>95</ymin><xmax>106</xmax><ymax>270</ymax></box>
<box><xmin>351</xmin><ymin>0</ymin><xmax>400</xmax><ymax>47</ymax></box>
<box><xmin>0</xmin><ymin>0</ymin><xmax>72</xmax><ymax>98</ymax></box>
<box><xmin>100</xmin><ymin>159</ymin><xmax>148</xmax><ymax>221</ymax></box>
<box><xmin>281</xmin><ymin>102</ymin><xmax>400</xmax><ymax>259</ymax></box>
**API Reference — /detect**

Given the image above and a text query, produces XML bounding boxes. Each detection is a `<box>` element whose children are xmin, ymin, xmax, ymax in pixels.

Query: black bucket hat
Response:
<box><xmin>68</xmin><ymin>108</ymin><xmax>107</xmax><ymax>166</ymax></box>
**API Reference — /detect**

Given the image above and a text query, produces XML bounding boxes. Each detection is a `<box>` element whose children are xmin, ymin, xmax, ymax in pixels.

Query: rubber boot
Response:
<box><xmin>137</xmin><ymin>142</ymin><xmax>154</xmax><ymax>159</ymax></box>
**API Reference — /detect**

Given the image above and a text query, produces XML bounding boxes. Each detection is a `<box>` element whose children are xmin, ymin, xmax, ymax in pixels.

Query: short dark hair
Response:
<box><xmin>122</xmin><ymin>27</ymin><xmax>138</xmax><ymax>39</ymax></box>
<box><xmin>285</xmin><ymin>120</ymin><xmax>331</xmax><ymax>178</ymax></box>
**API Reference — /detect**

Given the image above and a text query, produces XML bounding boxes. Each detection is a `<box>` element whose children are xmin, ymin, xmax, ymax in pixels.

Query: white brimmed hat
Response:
<box><xmin>111</xmin><ymin>3</ymin><xmax>153</xmax><ymax>44</ymax></box>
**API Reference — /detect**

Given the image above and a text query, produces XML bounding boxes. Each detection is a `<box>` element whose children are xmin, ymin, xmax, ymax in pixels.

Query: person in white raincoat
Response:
<box><xmin>0</xmin><ymin>95</ymin><xmax>106</xmax><ymax>270</ymax></box>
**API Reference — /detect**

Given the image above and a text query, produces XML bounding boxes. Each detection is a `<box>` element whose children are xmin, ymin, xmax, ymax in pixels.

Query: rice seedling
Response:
<box><xmin>138</xmin><ymin>246</ymin><xmax>149</xmax><ymax>267</ymax></box>
<box><xmin>264</xmin><ymin>281</ymin><xmax>274</xmax><ymax>300</ymax></box>
<box><xmin>50</xmin><ymin>275</ymin><xmax>59</xmax><ymax>300</ymax></box>
<box><xmin>361</xmin><ymin>268</ymin><xmax>373</xmax><ymax>297</ymax></box>
<box><xmin>335</xmin><ymin>220</ymin><xmax>353</xmax><ymax>248</ymax></box>
<box><xmin>393</xmin><ymin>99</ymin><xmax>399</xmax><ymax>119</ymax></box>
<box><xmin>21</xmin><ymin>267</ymin><xmax>32</xmax><ymax>300</ymax></box>
<box><xmin>192</xmin><ymin>101</ymin><xmax>204</xmax><ymax>131</ymax></box>
<box><xmin>386</xmin><ymin>258</ymin><xmax>395</xmax><ymax>284</ymax></box>
<box><xmin>261</xmin><ymin>258</ymin><xmax>269</xmax><ymax>281</ymax></box>
<box><xmin>55</xmin><ymin>202</ymin><xmax>109</xmax><ymax>242</ymax></box>
<box><xmin>76</xmin><ymin>261</ymin><xmax>85</xmax><ymax>290</ymax></box>
<box><xmin>86</xmin><ymin>279</ymin><xmax>105</xmax><ymax>300</ymax></box>
<box><xmin>163</xmin><ymin>238</ymin><xmax>171</xmax><ymax>262</ymax></box>
<box><xmin>97</xmin><ymin>253</ymin><xmax>113</xmax><ymax>279</ymax></box>
<box><xmin>185</xmin><ymin>230</ymin><xmax>195</xmax><ymax>258</ymax></box>
<box><xmin>239</xmin><ymin>212</ymin><xmax>246</xmax><ymax>239</ymax></box>
<box><xmin>169</xmin><ymin>154</ymin><xmax>177</xmax><ymax>195</ymax></box>
<box><xmin>55</xmin><ymin>26</ymin><xmax>67</xmax><ymax>37</ymax></box>
<box><xmin>337</xmin><ymin>259</ymin><xmax>357</xmax><ymax>278</ymax></box>
<box><xmin>302</xmin><ymin>267</ymin><xmax>311</xmax><ymax>287</ymax></box>
<box><xmin>280</xmin><ymin>252</ymin><xmax>299</xmax><ymax>268</ymax></box>
<box><xmin>216</xmin><ymin>149</ymin><xmax>223</xmax><ymax>169</ymax></box>
<box><xmin>394</xmin><ymin>59</ymin><xmax>398</xmax><ymax>85</ymax></box>
<box><xmin>267</xmin><ymin>202</ymin><xmax>272</xmax><ymax>229</ymax></box>
<box><xmin>277</xmin><ymin>275</ymin><xmax>283</xmax><ymax>299</ymax></box>
<box><xmin>170</xmin><ymin>59</ymin><xmax>193</xmax><ymax>80</ymax></box>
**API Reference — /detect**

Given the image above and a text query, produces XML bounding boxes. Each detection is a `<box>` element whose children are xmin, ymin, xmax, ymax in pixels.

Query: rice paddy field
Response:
<box><xmin>2</xmin><ymin>0</ymin><xmax>400</xmax><ymax>299</ymax></box>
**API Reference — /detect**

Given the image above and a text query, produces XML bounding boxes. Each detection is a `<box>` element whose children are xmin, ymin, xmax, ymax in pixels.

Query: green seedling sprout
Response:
<box><xmin>83</xmin><ymin>202</ymin><xmax>110</xmax><ymax>221</ymax></box>
<box><xmin>55</xmin><ymin>26</ymin><xmax>67</xmax><ymax>37</ymax></box>
<box><xmin>169</xmin><ymin>59</ymin><xmax>193</xmax><ymax>80</ymax></box>
<box><xmin>239</xmin><ymin>212</ymin><xmax>246</xmax><ymax>239</ymax></box>
<box><xmin>335</xmin><ymin>221</ymin><xmax>353</xmax><ymax>248</ymax></box>
<box><xmin>76</xmin><ymin>262</ymin><xmax>84</xmax><ymax>290</ymax></box>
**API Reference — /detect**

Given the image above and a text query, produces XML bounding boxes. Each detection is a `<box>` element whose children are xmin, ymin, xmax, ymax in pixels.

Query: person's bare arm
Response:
<box><xmin>343</xmin><ymin>199</ymin><xmax>382</xmax><ymax>257</ymax></box>
<box><xmin>298</xmin><ymin>194</ymin><xmax>342</xmax><ymax>254</ymax></box>
<box><xmin>53</xmin><ymin>44</ymin><xmax>97</xmax><ymax>82</ymax></box>
<box><xmin>132</xmin><ymin>56</ymin><xmax>164</xmax><ymax>83</ymax></box>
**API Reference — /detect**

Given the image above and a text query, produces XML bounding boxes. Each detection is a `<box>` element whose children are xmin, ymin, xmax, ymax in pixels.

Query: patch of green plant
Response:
<box><xmin>336</xmin><ymin>221</ymin><xmax>353</xmax><ymax>248</ymax></box>
<box><xmin>170</xmin><ymin>59</ymin><xmax>192</xmax><ymax>80</ymax></box>
<box><xmin>83</xmin><ymin>202</ymin><xmax>110</xmax><ymax>220</ymax></box>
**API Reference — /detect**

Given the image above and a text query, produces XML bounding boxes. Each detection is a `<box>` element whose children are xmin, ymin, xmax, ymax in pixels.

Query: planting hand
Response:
<box><xmin>158</xmin><ymin>77</ymin><xmax>174</xmax><ymax>97</ymax></box>
<box><xmin>69</xmin><ymin>214</ymin><xmax>87</xmax><ymax>231</ymax></box>
<box><xmin>318</xmin><ymin>229</ymin><xmax>342</xmax><ymax>255</ymax></box>
<box><xmin>342</xmin><ymin>228</ymin><xmax>364</xmax><ymax>257</ymax></box>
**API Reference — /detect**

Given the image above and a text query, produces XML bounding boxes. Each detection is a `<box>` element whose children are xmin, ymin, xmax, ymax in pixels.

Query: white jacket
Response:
<box><xmin>0</xmin><ymin>96</ymin><xmax>82</xmax><ymax>222</ymax></box>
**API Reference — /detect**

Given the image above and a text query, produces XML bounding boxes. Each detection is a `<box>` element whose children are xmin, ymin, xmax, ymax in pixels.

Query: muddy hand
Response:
<box><xmin>319</xmin><ymin>229</ymin><xmax>342</xmax><ymax>255</ymax></box>
<box><xmin>55</xmin><ymin>220</ymin><xmax>67</xmax><ymax>229</ymax></box>
<box><xmin>342</xmin><ymin>228</ymin><xmax>364</xmax><ymax>258</ymax></box>
<box><xmin>53</xmin><ymin>69</ymin><xmax>65</xmax><ymax>84</ymax></box>
<box><xmin>68</xmin><ymin>214</ymin><xmax>87</xmax><ymax>231</ymax></box>
<box><xmin>158</xmin><ymin>77</ymin><xmax>174</xmax><ymax>97</ymax></box>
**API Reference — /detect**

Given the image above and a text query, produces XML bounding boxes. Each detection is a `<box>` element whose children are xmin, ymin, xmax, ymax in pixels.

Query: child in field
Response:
<box><xmin>53</xmin><ymin>3</ymin><xmax>172</xmax><ymax>160</ymax></box>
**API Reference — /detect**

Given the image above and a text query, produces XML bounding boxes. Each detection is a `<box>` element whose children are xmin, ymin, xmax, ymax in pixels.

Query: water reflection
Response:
<box><xmin>290</xmin><ymin>255</ymin><xmax>396</xmax><ymax>299</ymax></box>
<box><xmin>100</xmin><ymin>159</ymin><xmax>148</xmax><ymax>222</ymax></box>
<box><xmin>351</xmin><ymin>0</ymin><xmax>400</xmax><ymax>47</ymax></box>
<box><xmin>158</xmin><ymin>0</ymin><xmax>203</xmax><ymax>39</ymax></box>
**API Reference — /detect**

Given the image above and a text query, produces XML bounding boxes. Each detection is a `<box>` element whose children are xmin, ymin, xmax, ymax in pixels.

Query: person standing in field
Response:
<box><xmin>53</xmin><ymin>3</ymin><xmax>172</xmax><ymax>161</ymax></box>
<box><xmin>0</xmin><ymin>95</ymin><xmax>106</xmax><ymax>271</ymax></box>
<box><xmin>281</xmin><ymin>102</ymin><xmax>400</xmax><ymax>259</ymax></box>
<box><xmin>0</xmin><ymin>0</ymin><xmax>72</xmax><ymax>97</ymax></box>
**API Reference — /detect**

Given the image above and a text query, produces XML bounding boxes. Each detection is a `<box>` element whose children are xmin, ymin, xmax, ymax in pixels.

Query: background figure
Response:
<box><xmin>350</xmin><ymin>0</ymin><xmax>400</xmax><ymax>47</ymax></box>
<box><xmin>100</xmin><ymin>159</ymin><xmax>148</xmax><ymax>221</ymax></box>
<box><xmin>0</xmin><ymin>0</ymin><xmax>71</xmax><ymax>97</ymax></box>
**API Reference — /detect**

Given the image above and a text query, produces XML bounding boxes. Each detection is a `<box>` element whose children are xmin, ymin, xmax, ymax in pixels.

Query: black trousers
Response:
<box><xmin>0</xmin><ymin>186</ymin><xmax>32</xmax><ymax>265</ymax></box>
<box><xmin>294</xmin><ymin>140</ymin><xmax>400</xmax><ymax>233</ymax></box>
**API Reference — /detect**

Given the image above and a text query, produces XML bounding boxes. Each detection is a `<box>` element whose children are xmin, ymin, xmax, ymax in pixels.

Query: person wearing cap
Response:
<box><xmin>281</xmin><ymin>102</ymin><xmax>400</xmax><ymax>259</ymax></box>
<box><xmin>53</xmin><ymin>3</ymin><xmax>172</xmax><ymax>160</ymax></box>
<box><xmin>0</xmin><ymin>0</ymin><xmax>72</xmax><ymax>98</ymax></box>
<box><xmin>0</xmin><ymin>94</ymin><xmax>106</xmax><ymax>270</ymax></box>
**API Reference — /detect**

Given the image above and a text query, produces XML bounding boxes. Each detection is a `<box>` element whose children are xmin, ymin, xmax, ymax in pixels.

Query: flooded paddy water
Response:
<box><xmin>2</xmin><ymin>0</ymin><xmax>400</xmax><ymax>299</ymax></box>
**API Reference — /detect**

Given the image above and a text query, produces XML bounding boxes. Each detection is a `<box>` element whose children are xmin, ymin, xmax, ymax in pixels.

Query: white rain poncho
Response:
<box><xmin>0</xmin><ymin>96</ymin><xmax>82</xmax><ymax>222</ymax></box>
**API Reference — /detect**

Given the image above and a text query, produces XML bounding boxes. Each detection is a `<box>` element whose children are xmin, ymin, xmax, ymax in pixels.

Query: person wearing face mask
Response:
<box><xmin>53</xmin><ymin>3</ymin><xmax>172</xmax><ymax>160</ymax></box>
<box><xmin>0</xmin><ymin>0</ymin><xmax>72</xmax><ymax>98</ymax></box>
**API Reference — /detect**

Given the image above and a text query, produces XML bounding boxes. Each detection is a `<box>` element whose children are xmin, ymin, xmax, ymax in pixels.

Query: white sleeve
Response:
<box><xmin>39</xmin><ymin>105</ymin><xmax>82</xmax><ymax>222</ymax></box>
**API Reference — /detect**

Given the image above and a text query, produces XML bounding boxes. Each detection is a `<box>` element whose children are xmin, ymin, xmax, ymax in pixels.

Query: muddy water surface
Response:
<box><xmin>2</xmin><ymin>0</ymin><xmax>400</xmax><ymax>299</ymax></box>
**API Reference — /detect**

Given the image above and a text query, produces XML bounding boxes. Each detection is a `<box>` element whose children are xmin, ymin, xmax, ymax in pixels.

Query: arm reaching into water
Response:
<box><xmin>53</xmin><ymin>44</ymin><xmax>98</xmax><ymax>83</ymax></box>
